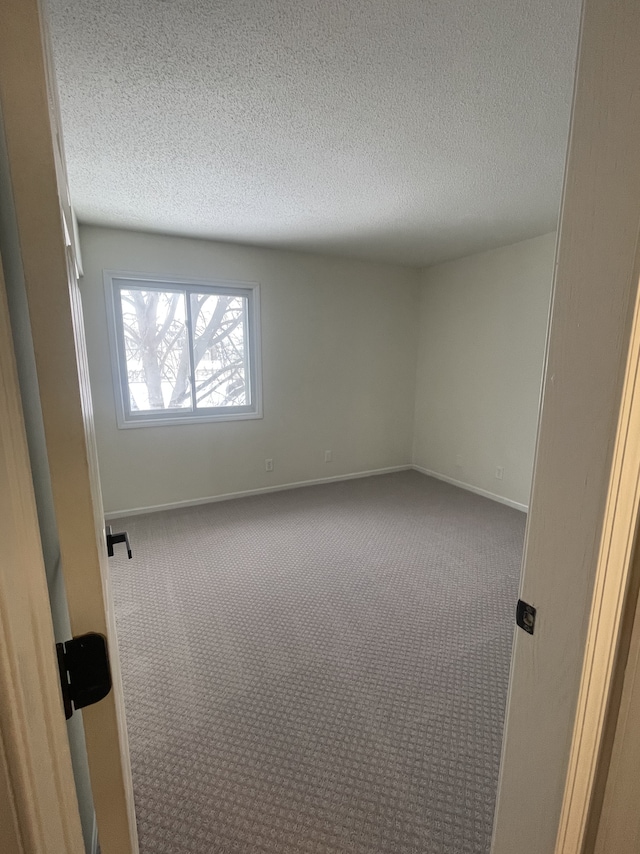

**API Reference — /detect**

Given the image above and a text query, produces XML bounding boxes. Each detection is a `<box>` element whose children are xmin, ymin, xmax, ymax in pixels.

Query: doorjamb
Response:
<box><xmin>491</xmin><ymin>0</ymin><xmax>640</xmax><ymax>850</ymax></box>
<box><xmin>555</xmin><ymin>234</ymin><xmax>640</xmax><ymax>851</ymax></box>
<box><xmin>0</xmin><ymin>252</ymin><xmax>84</xmax><ymax>854</ymax></box>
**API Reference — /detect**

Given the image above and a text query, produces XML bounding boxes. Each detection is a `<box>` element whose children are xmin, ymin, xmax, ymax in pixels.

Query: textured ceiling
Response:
<box><xmin>47</xmin><ymin>0</ymin><xmax>581</xmax><ymax>267</ymax></box>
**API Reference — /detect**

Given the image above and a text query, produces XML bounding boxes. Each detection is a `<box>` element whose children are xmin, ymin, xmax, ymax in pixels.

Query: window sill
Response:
<box><xmin>115</xmin><ymin>410</ymin><xmax>263</xmax><ymax>429</ymax></box>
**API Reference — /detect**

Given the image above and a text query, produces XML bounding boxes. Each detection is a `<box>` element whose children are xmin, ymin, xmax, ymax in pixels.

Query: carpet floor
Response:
<box><xmin>109</xmin><ymin>470</ymin><xmax>525</xmax><ymax>854</ymax></box>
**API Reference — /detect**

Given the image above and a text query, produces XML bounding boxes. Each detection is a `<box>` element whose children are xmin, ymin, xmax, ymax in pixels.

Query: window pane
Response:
<box><xmin>190</xmin><ymin>293</ymin><xmax>248</xmax><ymax>408</ymax></box>
<box><xmin>119</xmin><ymin>288</ymin><xmax>193</xmax><ymax>411</ymax></box>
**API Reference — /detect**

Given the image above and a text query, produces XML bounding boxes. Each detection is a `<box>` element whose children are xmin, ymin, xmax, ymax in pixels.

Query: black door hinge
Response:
<box><xmin>56</xmin><ymin>633</ymin><xmax>112</xmax><ymax>720</ymax></box>
<box><xmin>516</xmin><ymin>599</ymin><xmax>536</xmax><ymax>635</ymax></box>
<box><xmin>106</xmin><ymin>525</ymin><xmax>132</xmax><ymax>559</ymax></box>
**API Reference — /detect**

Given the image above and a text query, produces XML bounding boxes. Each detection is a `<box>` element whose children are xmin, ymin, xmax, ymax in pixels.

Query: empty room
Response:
<box><xmin>38</xmin><ymin>0</ymin><xmax>581</xmax><ymax>852</ymax></box>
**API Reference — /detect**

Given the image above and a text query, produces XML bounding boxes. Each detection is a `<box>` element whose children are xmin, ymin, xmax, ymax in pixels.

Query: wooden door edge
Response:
<box><xmin>0</xmin><ymin>3</ymin><xmax>139</xmax><ymax>851</ymax></box>
<box><xmin>555</xmin><ymin>231</ymin><xmax>640</xmax><ymax>853</ymax></box>
<box><xmin>0</xmin><ymin>727</ymin><xmax>24</xmax><ymax>854</ymax></box>
<box><xmin>0</xmin><ymin>252</ymin><xmax>84</xmax><ymax>852</ymax></box>
<box><xmin>592</xmin><ymin>544</ymin><xmax>640</xmax><ymax>851</ymax></box>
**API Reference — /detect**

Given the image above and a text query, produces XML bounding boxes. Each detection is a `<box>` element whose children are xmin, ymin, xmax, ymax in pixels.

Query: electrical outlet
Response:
<box><xmin>324</xmin><ymin>450</ymin><xmax>332</xmax><ymax>463</ymax></box>
<box><xmin>495</xmin><ymin>466</ymin><xmax>504</xmax><ymax>481</ymax></box>
<box><xmin>265</xmin><ymin>458</ymin><xmax>274</xmax><ymax>472</ymax></box>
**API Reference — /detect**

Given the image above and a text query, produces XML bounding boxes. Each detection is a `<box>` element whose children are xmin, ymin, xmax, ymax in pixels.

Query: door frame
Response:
<box><xmin>0</xmin><ymin>254</ymin><xmax>84</xmax><ymax>853</ymax></box>
<box><xmin>492</xmin><ymin>0</ymin><xmax>640</xmax><ymax>851</ymax></box>
<box><xmin>2</xmin><ymin>0</ymin><xmax>640</xmax><ymax>850</ymax></box>
<box><xmin>0</xmin><ymin>1</ymin><xmax>138</xmax><ymax>851</ymax></box>
<box><xmin>590</xmin><ymin>525</ymin><xmax>640</xmax><ymax>853</ymax></box>
<box><xmin>555</xmin><ymin>237</ymin><xmax>640</xmax><ymax>851</ymax></box>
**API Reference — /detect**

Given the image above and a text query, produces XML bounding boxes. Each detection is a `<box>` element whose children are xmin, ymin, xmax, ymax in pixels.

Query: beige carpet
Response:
<box><xmin>109</xmin><ymin>470</ymin><xmax>524</xmax><ymax>853</ymax></box>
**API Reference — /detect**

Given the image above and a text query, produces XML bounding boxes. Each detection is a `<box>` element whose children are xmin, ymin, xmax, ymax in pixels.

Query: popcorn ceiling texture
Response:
<box><xmin>47</xmin><ymin>0</ymin><xmax>580</xmax><ymax>266</ymax></box>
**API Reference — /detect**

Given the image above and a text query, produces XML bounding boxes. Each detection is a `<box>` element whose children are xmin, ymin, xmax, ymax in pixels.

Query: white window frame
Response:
<box><xmin>104</xmin><ymin>271</ymin><xmax>263</xmax><ymax>428</ymax></box>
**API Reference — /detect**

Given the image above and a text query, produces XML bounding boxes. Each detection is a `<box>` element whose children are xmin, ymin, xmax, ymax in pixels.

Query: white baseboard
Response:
<box><xmin>104</xmin><ymin>465</ymin><xmax>413</xmax><ymax>519</ymax></box>
<box><xmin>105</xmin><ymin>463</ymin><xmax>528</xmax><ymax>519</ymax></box>
<box><xmin>411</xmin><ymin>465</ymin><xmax>528</xmax><ymax>513</ymax></box>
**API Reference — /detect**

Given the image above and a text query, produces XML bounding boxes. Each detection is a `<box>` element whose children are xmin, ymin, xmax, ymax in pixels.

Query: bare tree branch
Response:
<box><xmin>120</xmin><ymin>288</ymin><xmax>247</xmax><ymax>411</ymax></box>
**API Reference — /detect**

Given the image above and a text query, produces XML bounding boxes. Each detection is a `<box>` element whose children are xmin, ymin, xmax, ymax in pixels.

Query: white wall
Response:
<box><xmin>79</xmin><ymin>226</ymin><xmax>421</xmax><ymax>514</ymax></box>
<box><xmin>413</xmin><ymin>232</ymin><xmax>555</xmax><ymax>509</ymax></box>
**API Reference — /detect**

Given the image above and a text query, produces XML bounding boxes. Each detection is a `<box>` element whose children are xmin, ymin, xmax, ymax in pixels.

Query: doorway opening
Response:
<box><xmin>10</xmin><ymin>0</ymin><xmax>588</xmax><ymax>851</ymax></box>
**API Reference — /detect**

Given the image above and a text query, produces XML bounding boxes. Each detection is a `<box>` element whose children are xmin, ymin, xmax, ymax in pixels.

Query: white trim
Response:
<box><xmin>104</xmin><ymin>465</ymin><xmax>413</xmax><ymax>518</ymax></box>
<box><xmin>102</xmin><ymin>270</ymin><xmax>263</xmax><ymax>429</ymax></box>
<box><xmin>110</xmin><ymin>409</ymin><xmax>263</xmax><ymax>429</ymax></box>
<box><xmin>412</xmin><ymin>465</ymin><xmax>529</xmax><ymax>513</ymax></box>
<box><xmin>103</xmin><ymin>463</ymin><xmax>530</xmax><ymax>519</ymax></box>
<box><xmin>103</xmin><ymin>269</ymin><xmax>259</xmax><ymax>291</ymax></box>
<box><xmin>71</xmin><ymin>208</ymin><xmax>83</xmax><ymax>278</ymax></box>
